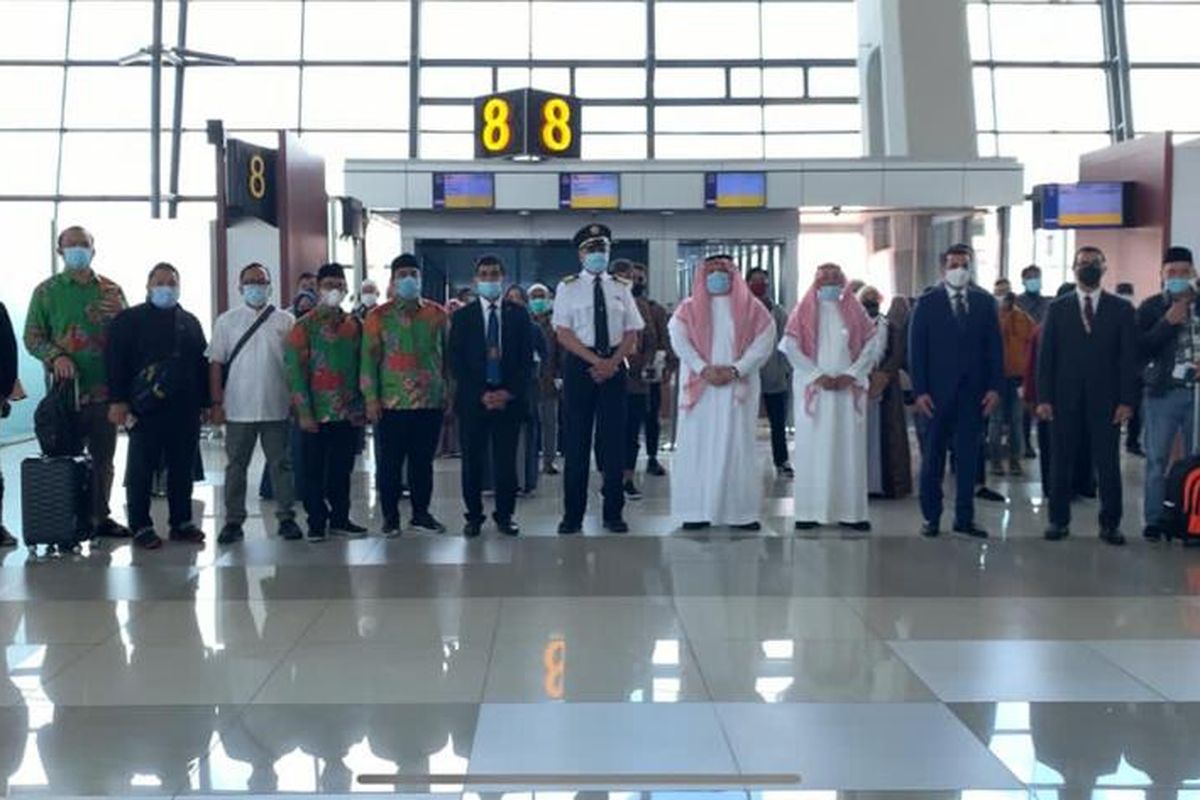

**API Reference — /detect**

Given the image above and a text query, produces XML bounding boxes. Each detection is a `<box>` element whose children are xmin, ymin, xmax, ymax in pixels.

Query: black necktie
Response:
<box><xmin>953</xmin><ymin>291</ymin><xmax>966</xmax><ymax>325</ymax></box>
<box><xmin>486</xmin><ymin>303</ymin><xmax>502</xmax><ymax>385</ymax></box>
<box><xmin>1084</xmin><ymin>295</ymin><xmax>1095</xmax><ymax>334</ymax></box>
<box><xmin>593</xmin><ymin>276</ymin><xmax>611</xmax><ymax>357</ymax></box>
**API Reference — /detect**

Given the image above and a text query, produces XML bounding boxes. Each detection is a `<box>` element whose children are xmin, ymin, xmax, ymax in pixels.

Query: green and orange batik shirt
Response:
<box><xmin>285</xmin><ymin>306</ymin><xmax>364</xmax><ymax>424</ymax></box>
<box><xmin>360</xmin><ymin>298</ymin><xmax>448</xmax><ymax>411</ymax></box>
<box><xmin>24</xmin><ymin>270</ymin><xmax>128</xmax><ymax>405</ymax></box>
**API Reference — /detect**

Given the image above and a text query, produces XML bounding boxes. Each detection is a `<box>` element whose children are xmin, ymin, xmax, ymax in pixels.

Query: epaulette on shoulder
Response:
<box><xmin>562</xmin><ymin>275</ymin><xmax>580</xmax><ymax>284</ymax></box>
<box><xmin>613</xmin><ymin>275</ymin><xmax>630</xmax><ymax>285</ymax></box>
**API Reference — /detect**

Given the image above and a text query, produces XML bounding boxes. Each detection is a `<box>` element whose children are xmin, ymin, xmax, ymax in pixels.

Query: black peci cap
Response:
<box><xmin>390</xmin><ymin>253</ymin><xmax>421</xmax><ymax>271</ymax></box>
<box><xmin>1165</xmin><ymin>246</ymin><xmax>1195</xmax><ymax>265</ymax></box>
<box><xmin>573</xmin><ymin>223</ymin><xmax>612</xmax><ymax>249</ymax></box>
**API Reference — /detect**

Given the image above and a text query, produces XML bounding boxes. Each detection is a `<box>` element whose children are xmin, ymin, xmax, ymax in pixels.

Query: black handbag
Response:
<box><xmin>130</xmin><ymin>309</ymin><xmax>185</xmax><ymax>418</ymax></box>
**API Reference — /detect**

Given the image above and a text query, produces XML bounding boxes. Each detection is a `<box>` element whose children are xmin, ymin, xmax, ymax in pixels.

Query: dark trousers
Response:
<box><xmin>1126</xmin><ymin>399</ymin><xmax>1143</xmax><ymax>449</ymax></box>
<box><xmin>77</xmin><ymin>402</ymin><xmax>118</xmax><ymax>525</ymax></box>
<box><xmin>644</xmin><ymin>382</ymin><xmax>663</xmax><ymax>462</ymax></box>
<box><xmin>763</xmin><ymin>390</ymin><xmax>791</xmax><ymax>467</ymax></box>
<box><xmin>1037</xmin><ymin>419</ymin><xmax>1052</xmax><ymax>496</ymax></box>
<box><xmin>1049</xmin><ymin>403</ymin><xmax>1122</xmax><ymax>529</ymax></box>
<box><xmin>300</xmin><ymin>421</ymin><xmax>357</xmax><ymax>531</ymax></box>
<box><xmin>460</xmin><ymin>407</ymin><xmax>520</xmax><ymax>523</ymax></box>
<box><xmin>563</xmin><ymin>354</ymin><xmax>627</xmax><ymax>524</ymax></box>
<box><xmin>378</xmin><ymin>408</ymin><xmax>442</xmax><ymax>524</ymax></box>
<box><xmin>919</xmin><ymin>391</ymin><xmax>983</xmax><ymax>527</ymax></box>
<box><xmin>624</xmin><ymin>393</ymin><xmax>648</xmax><ymax>471</ymax></box>
<box><xmin>126</xmin><ymin>409</ymin><xmax>200</xmax><ymax>530</ymax></box>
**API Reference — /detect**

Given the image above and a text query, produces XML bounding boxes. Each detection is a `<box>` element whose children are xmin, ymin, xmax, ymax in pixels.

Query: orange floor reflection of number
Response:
<box><xmin>543</xmin><ymin>638</ymin><xmax>565</xmax><ymax>700</ymax></box>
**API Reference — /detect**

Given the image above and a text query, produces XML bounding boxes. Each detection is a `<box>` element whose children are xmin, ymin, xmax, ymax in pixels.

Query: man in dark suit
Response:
<box><xmin>1037</xmin><ymin>246</ymin><xmax>1137</xmax><ymax>546</ymax></box>
<box><xmin>909</xmin><ymin>243</ymin><xmax>1002</xmax><ymax>539</ymax></box>
<box><xmin>448</xmin><ymin>254</ymin><xmax>533</xmax><ymax>538</ymax></box>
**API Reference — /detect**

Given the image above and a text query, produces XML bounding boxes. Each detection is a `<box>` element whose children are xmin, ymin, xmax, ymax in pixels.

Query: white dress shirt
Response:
<box><xmin>207</xmin><ymin>304</ymin><xmax>295</xmax><ymax>422</ymax></box>
<box><xmin>550</xmin><ymin>270</ymin><xmax>645</xmax><ymax>349</ymax></box>
<box><xmin>944</xmin><ymin>283</ymin><xmax>969</xmax><ymax>314</ymax></box>
<box><xmin>1076</xmin><ymin>286</ymin><xmax>1104</xmax><ymax>330</ymax></box>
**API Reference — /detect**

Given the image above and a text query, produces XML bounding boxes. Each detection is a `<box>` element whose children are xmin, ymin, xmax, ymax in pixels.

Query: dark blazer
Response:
<box><xmin>908</xmin><ymin>284</ymin><xmax>1004</xmax><ymax>405</ymax></box>
<box><xmin>1136</xmin><ymin>291</ymin><xmax>1200</xmax><ymax>397</ymax></box>
<box><xmin>448</xmin><ymin>299</ymin><xmax>533</xmax><ymax>418</ymax></box>
<box><xmin>1037</xmin><ymin>290</ymin><xmax>1137</xmax><ymax>413</ymax></box>
<box><xmin>0</xmin><ymin>303</ymin><xmax>17</xmax><ymax>400</ymax></box>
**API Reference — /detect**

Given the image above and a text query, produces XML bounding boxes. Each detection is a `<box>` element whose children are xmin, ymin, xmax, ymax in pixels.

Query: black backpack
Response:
<box><xmin>34</xmin><ymin>378</ymin><xmax>83</xmax><ymax>457</ymax></box>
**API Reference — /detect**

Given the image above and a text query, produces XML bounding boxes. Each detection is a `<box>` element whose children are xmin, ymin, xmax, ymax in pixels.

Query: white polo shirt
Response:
<box><xmin>207</xmin><ymin>304</ymin><xmax>295</xmax><ymax>422</ymax></box>
<box><xmin>551</xmin><ymin>270</ymin><xmax>644</xmax><ymax>350</ymax></box>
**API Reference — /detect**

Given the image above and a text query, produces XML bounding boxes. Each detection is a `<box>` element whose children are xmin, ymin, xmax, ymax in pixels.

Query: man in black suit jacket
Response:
<box><xmin>448</xmin><ymin>255</ymin><xmax>533</xmax><ymax>538</ymax></box>
<box><xmin>1037</xmin><ymin>246</ymin><xmax>1137</xmax><ymax>545</ymax></box>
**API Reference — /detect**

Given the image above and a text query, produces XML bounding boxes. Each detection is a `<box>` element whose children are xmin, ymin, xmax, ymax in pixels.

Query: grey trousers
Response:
<box><xmin>224</xmin><ymin>420</ymin><xmax>296</xmax><ymax>525</ymax></box>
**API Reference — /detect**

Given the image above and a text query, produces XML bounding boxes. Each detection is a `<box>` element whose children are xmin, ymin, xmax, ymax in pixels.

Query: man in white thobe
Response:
<box><xmin>668</xmin><ymin>254</ymin><xmax>776</xmax><ymax>530</ymax></box>
<box><xmin>782</xmin><ymin>264</ymin><xmax>884</xmax><ymax>531</ymax></box>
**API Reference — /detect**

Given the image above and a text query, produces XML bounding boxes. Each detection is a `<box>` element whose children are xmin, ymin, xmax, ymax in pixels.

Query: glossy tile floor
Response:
<box><xmin>0</xmin><ymin>430</ymin><xmax>1199</xmax><ymax>799</ymax></box>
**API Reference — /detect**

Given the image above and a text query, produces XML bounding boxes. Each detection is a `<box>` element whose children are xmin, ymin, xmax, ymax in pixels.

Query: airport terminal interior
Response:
<box><xmin>3</xmin><ymin>0</ymin><xmax>1200</xmax><ymax>798</ymax></box>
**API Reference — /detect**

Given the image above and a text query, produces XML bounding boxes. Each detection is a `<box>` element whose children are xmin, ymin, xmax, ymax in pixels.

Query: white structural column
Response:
<box><xmin>858</xmin><ymin>0</ymin><xmax>978</xmax><ymax>160</ymax></box>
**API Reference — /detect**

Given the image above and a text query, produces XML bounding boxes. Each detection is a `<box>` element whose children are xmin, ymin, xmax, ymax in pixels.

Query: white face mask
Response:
<box><xmin>945</xmin><ymin>267</ymin><xmax>971</xmax><ymax>289</ymax></box>
<box><xmin>321</xmin><ymin>288</ymin><xmax>345</xmax><ymax>308</ymax></box>
<box><xmin>361</xmin><ymin>292</ymin><xmax>379</xmax><ymax>308</ymax></box>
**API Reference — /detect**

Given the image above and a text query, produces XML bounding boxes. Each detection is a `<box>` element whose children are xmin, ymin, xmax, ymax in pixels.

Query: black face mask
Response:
<box><xmin>1076</xmin><ymin>261</ymin><xmax>1103</xmax><ymax>288</ymax></box>
<box><xmin>862</xmin><ymin>302</ymin><xmax>880</xmax><ymax>318</ymax></box>
<box><xmin>632</xmin><ymin>283</ymin><xmax>646</xmax><ymax>298</ymax></box>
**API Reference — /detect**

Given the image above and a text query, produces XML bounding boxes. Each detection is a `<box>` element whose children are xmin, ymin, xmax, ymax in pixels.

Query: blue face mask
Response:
<box><xmin>705</xmin><ymin>271</ymin><xmax>732</xmax><ymax>295</ymax></box>
<box><xmin>476</xmin><ymin>281</ymin><xmax>503</xmax><ymax>301</ymax></box>
<box><xmin>817</xmin><ymin>285</ymin><xmax>842</xmax><ymax>302</ymax></box>
<box><xmin>242</xmin><ymin>284</ymin><xmax>268</xmax><ymax>308</ymax></box>
<box><xmin>1166</xmin><ymin>277</ymin><xmax>1193</xmax><ymax>296</ymax></box>
<box><xmin>1023</xmin><ymin>278</ymin><xmax>1042</xmax><ymax>294</ymax></box>
<box><xmin>396</xmin><ymin>275</ymin><xmax>422</xmax><ymax>301</ymax></box>
<box><xmin>62</xmin><ymin>246</ymin><xmax>93</xmax><ymax>271</ymax></box>
<box><xmin>149</xmin><ymin>285</ymin><xmax>179</xmax><ymax>309</ymax></box>
<box><xmin>582</xmin><ymin>251</ymin><xmax>609</xmax><ymax>274</ymax></box>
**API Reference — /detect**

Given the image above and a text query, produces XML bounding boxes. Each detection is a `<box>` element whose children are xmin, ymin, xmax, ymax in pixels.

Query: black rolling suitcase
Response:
<box><xmin>20</xmin><ymin>455</ymin><xmax>93</xmax><ymax>552</ymax></box>
<box><xmin>1162</xmin><ymin>381</ymin><xmax>1200</xmax><ymax>547</ymax></box>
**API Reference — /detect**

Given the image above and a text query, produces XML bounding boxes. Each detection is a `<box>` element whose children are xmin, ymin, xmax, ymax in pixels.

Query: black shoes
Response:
<box><xmin>731</xmin><ymin>521</ymin><xmax>761</xmax><ymax>531</ymax></box>
<box><xmin>681</xmin><ymin>521</ymin><xmax>711</xmax><ymax>531</ymax></box>
<box><xmin>1126</xmin><ymin>444</ymin><xmax>1146</xmax><ymax>457</ymax></box>
<box><xmin>94</xmin><ymin>519</ymin><xmax>131</xmax><ymax>539</ymax></box>
<box><xmin>921</xmin><ymin>522</ymin><xmax>940</xmax><ymax>538</ymax></box>
<box><xmin>463</xmin><ymin>520</ymin><xmax>482</xmax><ymax>539</ymax></box>
<box><xmin>1100</xmin><ymin>527</ymin><xmax>1127</xmax><ymax>546</ymax></box>
<box><xmin>169</xmin><ymin>524</ymin><xmax>206</xmax><ymax>545</ymax></box>
<box><xmin>278</xmin><ymin>519</ymin><xmax>303</xmax><ymax>541</ymax></box>
<box><xmin>1044</xmin><ymin>525</ymin><xmax>1069</xmax><ymax>542</ymax></box>
<box><xmin>603</xmin><ymin>519</ymin><xmax>630</xmax><ymax>533</ymax></box>
<box><xmin>794</xmin><ymin>521</ymin><xmax>819</xmax><ymax>531</ymax></box>
<box><xmin>777</xmin><ymin>463</ymin><xmax>795</xmax><ymax>479</ymax></box>
<box><xmin>623</xmin><ymin>481</ymin><xmax>643</xmax><ymax>500</ymax></box>
<box><xmin>646</xmin><ymin>460</ymin><xmax>666</xmax><ymax>477</ymax></box>
<box><xmin>557</xmin><ymin>520</ymin><xmax>582</xmax><ymax>535</ymax></box>
<box><xmin>330</xmin><ymin>520</ymin><xmax>368</xmax><ymax>539</ymax></box>
<box><xmin>307</xmin><ymin>526</ymin><xmax>328</xmax><ymax>543</ymax></box>
<box><xmin>975</xmin><ymin>486</ymin><xmax>1007</xmax><ymax>503</ymax></box>
<box><xmin>411</xmin><ymin>514</ymin><xmax>447</xmax><ymax>534</ymax></box>
<box><xmin>381</xmin><ymin>519</ymin><xmax>402</xmax><ymax>539</ymax></box>
<box><xmin>952</xmin><ymin>523</ymin><xmax>989</xmax><ymax>539</ymax></box>
<box><xmin>1143</xmin><ymin>525</ymin><xmax>1165</xmax><ymax>543</ymax></box>
<box><xmin>496</xmin><ymin>518</ymin><xmax>520</xmax><ymax>537</ymax></box>
<box><xmin>840</xmin><ymin>521</ymin><xmax>871</xmax><ymax>532</ymax></box>
<box><xmin>544</xmin><ymin>463</ymin><xmax>560</xmax><ymax>475</ymax></box>
<box><xmin>217</xmin><ymin>523</ymin><xmax>244</xmax><ymax>545</ymax></box>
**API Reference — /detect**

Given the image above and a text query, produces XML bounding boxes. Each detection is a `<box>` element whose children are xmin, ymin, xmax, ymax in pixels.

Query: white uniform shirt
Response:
<box><xmin>207</xmin><ymin>304</ymin><xmax>295</xmax><ymax>423</ymax></box>
<box><xmin>550</xmin><ymin>270</ymin><xmax>645</xmax><ymax>350</ymax></box>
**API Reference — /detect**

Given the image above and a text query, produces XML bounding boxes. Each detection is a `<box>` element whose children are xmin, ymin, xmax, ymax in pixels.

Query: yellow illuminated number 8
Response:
<box><xmin>541</xmin><ymin>97</ymin><xmax>572</xmax><ymax>153</ymax></box>
<box><xmin>247</xmin><ymin>154</ymin><xmax>266</xmax><ymax>200</ymax></box>
<box><xmin>482</xmin><ymin>98</ymin><xmax>512</xmax><ymax>153</ymax></box>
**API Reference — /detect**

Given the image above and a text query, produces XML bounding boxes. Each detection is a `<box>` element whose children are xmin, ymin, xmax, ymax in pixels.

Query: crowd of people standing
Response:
<box><xmin>1</xmin><ymin>222</ymin><xmax>1197</xmax><ymax>551</ymax></box>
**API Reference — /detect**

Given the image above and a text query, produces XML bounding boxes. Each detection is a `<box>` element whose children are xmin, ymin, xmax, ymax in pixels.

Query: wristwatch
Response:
<box><xmin>730</xmin><ymin>366</ymin><xmax>741</xmax><ymax>379</ymax></box>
